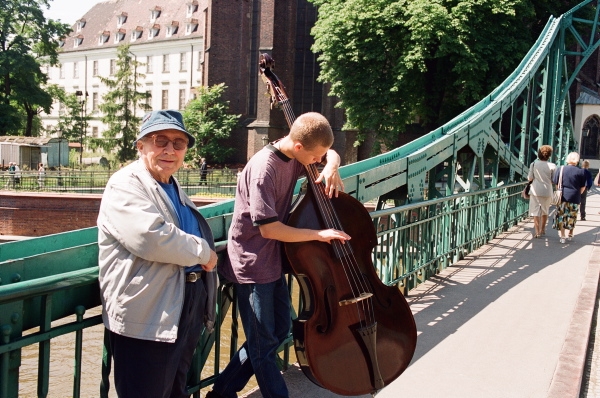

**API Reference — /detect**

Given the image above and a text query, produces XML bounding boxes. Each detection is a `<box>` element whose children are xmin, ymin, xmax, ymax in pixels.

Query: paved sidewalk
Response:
<box><xmin>242</xmin><ymin>192</ymin><xmax>600</xmax><ymax>398</ymax></box>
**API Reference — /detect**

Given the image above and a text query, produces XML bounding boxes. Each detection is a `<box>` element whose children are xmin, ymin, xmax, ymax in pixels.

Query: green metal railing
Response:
<box><xmin>0</xmin><ymin>182</ymin><xmax>528</xmax><ymax>398</ymax></box>
<box><xmin>372</xmin><ymin>183</ymin><xmax>527</xmax><ymax>289</ymax></box>
<box><xmin>4</xmin><ymin>0</ymin><xmax>600</xmax><ymax>395</ymax></box>
<box><xmin>0</xmin><ymin>168</ymin><xmax>238</xmax><ymax>197</ymax></box>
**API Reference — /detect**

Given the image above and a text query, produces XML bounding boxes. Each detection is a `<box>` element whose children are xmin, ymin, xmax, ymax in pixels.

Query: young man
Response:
<box><xmin>206</xmin><ymin>112</ymin><xmax>351</xmax><ymax>398</ymax></box>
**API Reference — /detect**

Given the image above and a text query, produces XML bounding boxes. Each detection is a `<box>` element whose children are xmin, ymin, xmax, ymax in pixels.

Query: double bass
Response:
<box><xmin>259</xmin><ymin>53</ymin><xmax>417</xmax><ymax>396</ymax></box>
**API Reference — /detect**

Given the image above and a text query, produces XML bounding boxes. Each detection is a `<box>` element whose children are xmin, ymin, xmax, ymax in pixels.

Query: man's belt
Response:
<box><xmin>185</xmin><ymin>272</ymin><xmax>202</xmax><ymax>283</ymax></box>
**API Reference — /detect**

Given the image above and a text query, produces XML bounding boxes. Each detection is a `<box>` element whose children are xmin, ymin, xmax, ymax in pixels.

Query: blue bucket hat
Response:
<box><xmin>136</xmin><ymin>110</ymin><xmax>195</xmax><ymax>148</ymax></box>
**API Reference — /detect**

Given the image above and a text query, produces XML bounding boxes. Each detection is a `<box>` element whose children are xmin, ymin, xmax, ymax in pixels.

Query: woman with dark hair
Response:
<box><xmin>552</xmin><ymin>152</ymin><xmax>586</xmax><ymax>244</ymax></box>
<box><xmin>528</xmin><ymin>145</ymin><xmax>556</xmax><ymax>238</ymax></box>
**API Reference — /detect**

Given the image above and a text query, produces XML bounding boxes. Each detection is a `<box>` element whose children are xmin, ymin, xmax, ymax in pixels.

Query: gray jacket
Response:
<box><xmin>97</xmin><ymin>160</ymin><xmax>218</xmax><ymax>343</ymax></box>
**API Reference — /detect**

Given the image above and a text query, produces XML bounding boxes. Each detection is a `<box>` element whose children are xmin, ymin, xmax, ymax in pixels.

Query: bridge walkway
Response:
<box><xmin>242</xmin><ymin>191</ymin><xmax>600</xmax><ymax>398</ymax></box>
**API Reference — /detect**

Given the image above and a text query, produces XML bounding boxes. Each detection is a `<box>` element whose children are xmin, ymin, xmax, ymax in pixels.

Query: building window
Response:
<box><xmin>149</xmin><ymin>24</ymin><xmax>160</xmax><ymax>39</ymax></box>
<box><xmin>581</xmin><ymin>116</ymin><xmax>600</xmax><ymax>159</ymax></box>
<box><xmin>99</xmin><ymin>31</ymin><xmax>110</xmax><ymax>45</ymax></box>
<box><xmin>76</xmin><ymin>19</ymin><xmax>86</xmax><ymax>32</ymax></box>
<box><xmin>150</xmin><ymin>7</ymin><xmax>162</xmax><ymax>22</ymax></box>
<box><xmin>197</xmin><ymin>51</ymin><xmax>203</xmax><ymax>71</ymax></box>
<box><xmin>110</xmin><ymin>59</ymin><xmax>116</xmax><ymax>75</ymax></box>
<box><xmin>162</xmin><ymin>54</ymin><xmax>169</xmax><ymax>73</ymax></box>
<box><xmin>147</xmin><ymin>56</ymin><xmax>153</xmax><ymax>73</ymax></box>
<box><xmin>131</xmin><ymin>27</ymin><xmax>143</xmax><ymax>41</ymax></box>
<box><xmin>180</xmin><ymin>53</ymin><xmax>187</xmax><ymax>72</ymax></box>
<box><xmin>146</xmin><ymin>91</ymin><xmax>152</xmax><ymax>108</ymax></box>
<box><xmin>73</xmin><ymin>62</ymin><xmax>79</xmax><ymax>78</ymax></box>
<box><xmin>167</xmin><ymin>22</ymin><xmax>179</xmax><ymax>37</ymax></box>
<box><xmin>92</xmin><ymin>126</ymin><xmax>99</xmax><ymax>138</ymax></box>
<box><xmin>117</xmin><ymin>13</ymin><xmax>128</xmax><ymax>27</ymax></box>
<box><xmin>115</xmin><ymin>29</ymin><xmax>126</xmax><ymax>43</ymax></box>
<box><xmin>92</xmin><ymin>93</ymin><xmax>98</xmax><ymax>111</ymax></box>
<box><xmin>179</xmin><ymin>89</ymin><xmax>186</xmax><ymax>109</ymax></box>
<box><xmin>161</xmin><ymin>90</ymin><xmax>168</xmax><ymax>109</ymax></box>
<box><xmin>74</xmin><ymin>35</ymin><xmax>83</xmax><ymax>48</ymax></box>
<box><xmin>59</xmin><ymin>101</ymin><xmax>65</xmax><ymax>115</ymax></box>
<box><xmin>93</xmin><ymin>60</ymin><xmax>98</xmax><ymax>76</ymax></box>
<box><xmin>186</xmin><ymin>19</ymin><xmax>198</xmax><ymax>35</ymax></box>
<box><xmin>59</xmin><ymin>64</ymin><xmax>64</xmax><ymax>79</ymax></box>
<box><xmin>186</xmin><ymin>2</ymin><xmax>198</xmax><ymax>17</ymax></box>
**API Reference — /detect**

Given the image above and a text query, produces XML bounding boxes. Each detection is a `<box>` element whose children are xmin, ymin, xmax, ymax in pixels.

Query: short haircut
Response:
<box><xmin>582</xmin><ymin>160</ymin><xmax>590</xmax><ymax>168</ymax></box>
<box><xmin>537</xmin><ymin>145</ymin><xmax>553</xmax><ymax>161</ymax></box>
<box><xmin>289</xmin><ymin>112</ymin><xmax>333</xmax><ymax>150</ymax></box>
<box><xmin>566</xmin><ymin>152</ymin><xmax>580</xmax><ymax>164</ymax></box>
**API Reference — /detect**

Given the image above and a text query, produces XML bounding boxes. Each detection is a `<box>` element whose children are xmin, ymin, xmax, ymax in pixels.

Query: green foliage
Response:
<box><xmin>309</xmin><ymin>0</ymin><xmax>579</xmax><ymax>149</ymax></box>
<box><xmin>98</xmin><ymin>44</ymin><xmax>151</xmax><ymax>162</ymax></box>
<box><xmin>182</xmin><ymin>83</ymin><xmax>240</xmax><ymax>164</ymax></box>
<box><xmin>45</xmin><ymin>86</ymin><xmax>91</xmax><ymax>142</ymax></box>
<box><xmin>0</xmin><ymin>0</ymin><xmax>70</xmax><ymax>136</ymax></box>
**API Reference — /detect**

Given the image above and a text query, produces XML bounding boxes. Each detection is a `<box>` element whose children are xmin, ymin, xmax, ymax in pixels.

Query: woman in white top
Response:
<box><xmin>528</xmin><ymin>145</ymin><xmax>557</xmax><ymax>238</ymax></box>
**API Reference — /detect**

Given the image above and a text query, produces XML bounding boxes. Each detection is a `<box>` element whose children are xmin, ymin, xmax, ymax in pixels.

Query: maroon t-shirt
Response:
<box><xmin>220</xmin><ymin>144</ymin><xmax>304</xmax><ymax>284</ymax></box>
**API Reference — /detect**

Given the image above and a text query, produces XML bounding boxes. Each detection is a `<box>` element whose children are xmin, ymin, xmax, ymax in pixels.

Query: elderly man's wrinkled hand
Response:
<box><xmin>202</xmin><ymin>250</ymin><xmax>218</xmax><ymax>271</ymax></box>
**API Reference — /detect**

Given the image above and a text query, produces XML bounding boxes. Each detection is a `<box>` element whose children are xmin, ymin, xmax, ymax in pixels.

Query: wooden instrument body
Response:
<box><xmin>285</xmin><ymin>188</ymin><xmax>417</xmax><ymax>396</ymax></box>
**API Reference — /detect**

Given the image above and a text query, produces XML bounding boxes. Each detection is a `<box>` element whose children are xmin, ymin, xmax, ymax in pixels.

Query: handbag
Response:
<box><xmin>551</xmin><ymin>166</ymin><xmax>563</xmax><ymax>206</ymax></box>
<box><xmin>522</xmin><ymin>182</ymin><xmax>532</xmax><ymax>199</ymax></box>
<box><xmin>522</xmin><ymin>162</ymin><xmax>534</xmax><ymax>200</ymax></box>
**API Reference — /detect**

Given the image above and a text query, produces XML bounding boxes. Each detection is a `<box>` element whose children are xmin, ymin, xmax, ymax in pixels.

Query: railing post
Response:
<box><xmin>0</xmin><ymin>325</ymin><xmax>12</xmax><ymax>398</ymax></box>
<box><xmin>73</xmin><ymin>305</ymin><xmax>86</xmax><ymax>398</ymax></box>
<box><xmin>100</xmin><ymin>328</ymin><xmax>112</xmax><ymax>398</ymax></box>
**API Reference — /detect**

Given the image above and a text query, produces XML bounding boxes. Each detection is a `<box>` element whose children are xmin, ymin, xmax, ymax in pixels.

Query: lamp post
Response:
<box><xmin>75</xmin><ymin>90</ymin><xmax>87</xmax><ymax>169</ymax></box>
<box><xmin>126</xmin><ymin>50</ymin><xmax>137</xmax><ymax>144</ymax></box>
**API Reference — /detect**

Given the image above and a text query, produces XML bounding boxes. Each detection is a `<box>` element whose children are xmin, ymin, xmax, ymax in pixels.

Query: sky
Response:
<box><xmin>44</xmin><ymin>0</ymin><xmax>101</xmax><ymax>25</ymax></box>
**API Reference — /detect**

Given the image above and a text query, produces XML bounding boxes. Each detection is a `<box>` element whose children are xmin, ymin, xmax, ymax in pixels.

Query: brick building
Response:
<box><xmin>41</xmin><ymin>0</ymin><xmax>357</xmax><ymax>165</ymax></box>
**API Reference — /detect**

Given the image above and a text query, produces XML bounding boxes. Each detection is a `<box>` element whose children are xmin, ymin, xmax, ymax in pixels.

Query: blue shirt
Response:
<box><xmin>158</xmin><ymin>179</ymin><xmax>202</xmax><ymax>273</ymax></box>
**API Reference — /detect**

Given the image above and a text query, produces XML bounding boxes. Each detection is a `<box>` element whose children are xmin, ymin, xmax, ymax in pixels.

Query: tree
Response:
<box><xmin>0</xmin><ymin>0</ymin><xmax>70</xmax><ymax>136</ymax></box>
<box><xmin>309</xmin><ymin>0</ymin><xmax>579</xmax><ymax>150</ymax></box>
<box><xmin>182</xmin><ymin>83</ymin><xmax>240</xmax><ymax>165</ymax></box>
<box><xmin>98</xmin><ymin>44</ymin><xmax>151</xmax><ymax>162</ymax></box>
<box><xmin>45</xmin><ymin>85</ymin><xmax>91</xmax><ymax>142</ymax></box>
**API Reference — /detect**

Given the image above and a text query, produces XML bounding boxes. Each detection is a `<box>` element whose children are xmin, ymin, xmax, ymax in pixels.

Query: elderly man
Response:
<box><xmin>97</xmin><ymin>110</ymin><xmax>218</xmax><ymax>398</ymax></box>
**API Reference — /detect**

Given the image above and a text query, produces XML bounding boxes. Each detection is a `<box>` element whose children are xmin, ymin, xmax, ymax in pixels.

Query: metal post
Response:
<box><xmin>75</xmin><ymin>91</ymin><xmax>87</xmax><ymax>169</ymax></box>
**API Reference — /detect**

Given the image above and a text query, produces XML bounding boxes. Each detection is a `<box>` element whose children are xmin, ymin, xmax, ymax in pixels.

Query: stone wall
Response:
<box><xmin>0</xmin><ymin>192</ymin><xmax>222</xmax><ymax>237</ymax></box>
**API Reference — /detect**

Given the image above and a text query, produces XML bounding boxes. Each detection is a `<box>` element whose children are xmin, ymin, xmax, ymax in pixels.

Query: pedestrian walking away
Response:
<box><xmin>528</xmin><ymin>145</ymin><xmax>556</xmax><ymax>238</ymax></box>
<box><xmin>580</xmin><ymin>159</ymin><xmax>592</xmax><ymax>221</ymax></box>
<box><xmin>552</xmin><ymin>152</ymin><xmax>586</xmax><ymax>244</ymax></box>
<box><xmin>97</xmin><ymin>109</ymin><xmax>219</xmax><ymax>398</ymax></box>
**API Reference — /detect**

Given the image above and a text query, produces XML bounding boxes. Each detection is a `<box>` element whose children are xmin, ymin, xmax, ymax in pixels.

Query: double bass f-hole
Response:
<box><xmin>259</xmin><ymin>52</ymin><xmax>417</xmax><ymax>396</ymax></box>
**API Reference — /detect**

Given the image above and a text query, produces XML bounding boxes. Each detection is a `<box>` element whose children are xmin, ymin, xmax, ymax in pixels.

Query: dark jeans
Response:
<box><xmin>109</xmin><ymin>280</ymin><xmax>207</xmax><ymax>398</ymax></box>
<box><xmin>580</xmin><ymin>189</ymin><xmax>588</xmax><ymax>218</ymax></box>
<box><xmin>212</xmin><ymin>274</ymin><xmax>291</xmax><ymax>398</ymax></box>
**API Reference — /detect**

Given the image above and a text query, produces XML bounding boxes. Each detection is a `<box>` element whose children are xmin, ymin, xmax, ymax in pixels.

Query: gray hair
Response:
<box><xmin>566</xmin><ymin>152</ymin><xmax>580</xmax><ymax>165</ymax></box>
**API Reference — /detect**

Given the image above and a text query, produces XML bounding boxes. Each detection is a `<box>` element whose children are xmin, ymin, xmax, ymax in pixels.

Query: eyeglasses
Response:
<box><xmin>148</xmin><ymin>134</ymin><xmax>189</xmax><ymax>150</ymax></box>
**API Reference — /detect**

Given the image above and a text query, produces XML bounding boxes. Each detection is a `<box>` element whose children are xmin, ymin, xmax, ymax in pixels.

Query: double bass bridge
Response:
<box><xmin>339</xmin><ymin>292</ymin><xmax>373</xmax><ymax>307</ymax></box>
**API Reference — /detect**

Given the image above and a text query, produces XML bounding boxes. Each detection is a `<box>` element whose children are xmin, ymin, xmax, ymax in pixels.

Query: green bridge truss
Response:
<box><xmin>2</xmin><ymin>1</ymin><xmax>600</xmax><ymax>397</ymax></box>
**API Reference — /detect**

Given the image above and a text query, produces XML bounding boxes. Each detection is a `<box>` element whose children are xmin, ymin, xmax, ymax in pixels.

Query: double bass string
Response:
<box><xmin>305</xmin><ymin>163</ymin><xmax>377</xmax><ymax>329</ymax></box>
<box><xmin>272</xmin><ymin>71</ymin><xmax>377</xmax><ymax>329</ymax></box>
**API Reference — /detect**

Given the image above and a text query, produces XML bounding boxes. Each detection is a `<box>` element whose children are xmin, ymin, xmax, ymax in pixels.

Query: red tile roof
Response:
<box><xmin>59</xmin><ymin>0</ymin><xmax>202</xmax><ymax>52</ymax></box>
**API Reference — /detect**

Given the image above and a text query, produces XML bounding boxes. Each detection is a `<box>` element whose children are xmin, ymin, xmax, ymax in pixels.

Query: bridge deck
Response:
<box><xmin>242</xmin><ymin>191</ymin><xmax>600</xmax><ymax>398</ymax></box>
